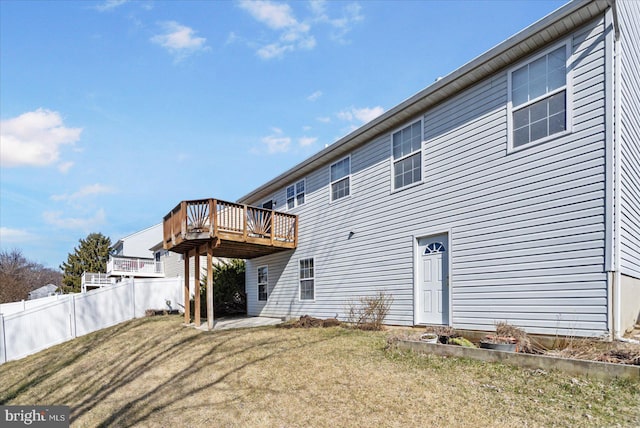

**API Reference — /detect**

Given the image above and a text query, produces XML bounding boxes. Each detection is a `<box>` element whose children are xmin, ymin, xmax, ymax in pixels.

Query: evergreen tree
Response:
<box><xmin>198</xmin><ymin>259</ymin><xmax>246</xmax><ymax>316</ymax></box>
<box><xmin>60</xmin><ymin>233</ymin><xmax>112</xmax><ymax>293</ymax></box>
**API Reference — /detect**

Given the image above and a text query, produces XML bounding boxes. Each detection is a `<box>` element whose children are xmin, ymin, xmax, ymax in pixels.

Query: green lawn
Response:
<box><xmin>1</xmin><ymin>316</ymin><xmax>638</xmax><ymax>427</ymax></box>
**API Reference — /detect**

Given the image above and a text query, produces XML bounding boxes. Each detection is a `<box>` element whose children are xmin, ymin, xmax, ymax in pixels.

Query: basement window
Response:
<box><xmin>299</xmin><ymin>258</ymin><xmax>315</xmax><ymax>301</ymax></box>
<box><xmin>257</xmin><ymin>266</ymin><xmax>268</xmax><ymax>301</ymax></box>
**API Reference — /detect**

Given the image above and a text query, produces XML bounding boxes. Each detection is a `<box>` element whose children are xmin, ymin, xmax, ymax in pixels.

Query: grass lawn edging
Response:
<box><xmin>395</xmin><ymin>340</ymin><xmax>640</xmax><ymax>381</ymax></box>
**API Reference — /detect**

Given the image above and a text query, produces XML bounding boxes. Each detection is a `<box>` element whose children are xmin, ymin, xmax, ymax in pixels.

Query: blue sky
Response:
<box><xmin>0</xmin><ymin>0</ymin><xmax>567</xmax><ymax>269</ymax></box>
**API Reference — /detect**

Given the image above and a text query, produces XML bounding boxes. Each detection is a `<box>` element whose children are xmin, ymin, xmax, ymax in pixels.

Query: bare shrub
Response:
<box><xmin>278</xmin><ymin>315</ymin><xmax>341</xmax><ymax>329</ymax></box>
<box><xmin>346</xmin><ymin>291</ymin><xmax>393</xmax><ymax>331</ymax></box>
<box><xmin>494</xmin><ymin>321</ymin><xmax>532</xmax><ymax>352</ymax></box>
<box><xmin>425</xmin><ymin>325</ymin><xmax>457</xmax><ymax>344</ymax></box>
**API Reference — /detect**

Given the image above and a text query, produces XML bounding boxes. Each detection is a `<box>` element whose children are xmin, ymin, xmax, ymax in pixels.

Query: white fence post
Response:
<box><xmin>70</xmin><ymin>294</ymin><xmax>77</xmax><ymax>338</ymax></box>
<box><xmin>0</xmin><ymin>314</ymin><xmax>6</xmax><ymax>364</ymax></box>
<box><xmin>131</xmin><ymin>278</ymin><xmax>136</xmax><ymax>319</ymax></box>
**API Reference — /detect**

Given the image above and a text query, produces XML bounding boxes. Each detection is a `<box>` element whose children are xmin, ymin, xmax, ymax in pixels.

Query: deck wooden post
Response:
<box><xmin>212</xmin><ymin>199</ymin><xmax>218</xmax><ymax>236</ymax></box>
<box><xmin>243</xmin><ymin>204</ymin><xmax>248</xmax><ymax>241</ymax></box>
<box><xmin>183</xmin><ymin>251</ymin><xmax>190</xmax><ymax>324</ymax></box>
<box><xmin>206</xmin><ymin>242</ymin><xmax>215</xmax><ymax>330</ymax></box>
<box><xmin>209</xmin><ymin>199</ymin><xmax>215</xmax><ymax>237</ymax></box>
<box><xmin>194</xmin><ymin>250</ymin><xmax>201</xmax><ymax>327</ymax></box>
<box><xmin>180</xmin><ymin>201</ymin><xmax>187</xmax><ymax>237</ymax></box>
<box><xmin>270</xmin><ymin>211</ymin><xmax>275</xmax><ymax>245</ymax></box>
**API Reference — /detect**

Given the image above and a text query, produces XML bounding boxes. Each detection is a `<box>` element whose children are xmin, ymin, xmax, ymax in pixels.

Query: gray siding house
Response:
<box><xmin>238</xmin><ymin>0</ymin><xmax>640</xmax><ymax>338</ymax></box>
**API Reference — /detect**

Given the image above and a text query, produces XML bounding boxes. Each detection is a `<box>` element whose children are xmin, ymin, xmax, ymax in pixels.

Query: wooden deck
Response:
<box><xmin>163</xmin><ymin>199</ymin><xmax>298</xmax><ymax>258</ymax></box>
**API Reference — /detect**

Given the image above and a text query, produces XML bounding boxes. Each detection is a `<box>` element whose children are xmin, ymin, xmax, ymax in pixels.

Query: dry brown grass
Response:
<box><xmin>1</xmin><ymin>316</ymin><xmax>638</xmax><ymax>427</ymax></box>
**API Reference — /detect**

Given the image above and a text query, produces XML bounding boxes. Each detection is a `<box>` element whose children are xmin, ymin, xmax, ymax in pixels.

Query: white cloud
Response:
<box><xmin>0</xmin><ymin>227</ymin><xmax>35</xmax><ymax>244</ymax></box>
<box><xmin>51</xmin><ymin>184</ymin><xmax>115</xmax><ymax>202</ymax></box>
<box><xmin>43</xmin><ymin>209</ymin><xmax>106</xmax><ymax>232</ymax></box>
<box><xmin>58</xmin><ymin>161</ymin><xmax>74</xmax><ymax>174</ymax></box>
<box><xmin>310</xmin><ymin>0</ymin><xmax>363</xmax><ymax>43</ymax></box>
<box><xmin>225</xmin><ymin>32</ymin><xmax>240</xmax><ymax>45</ymax></box>
<box><xmin>307</xmin><ymin>90</ymin><xmax>323</xmax><ymax>101</ymax></box>
<box><xmin>0</xmin><ymin>109</ymin><xmax>82</xmax><ymax>168</ymax></box>
<box><xmin>257</xmin><ymin>43</ymin><xmax>293</xmax><ymax>60</ymax></box>
<box><xmin>337</xmin><ymin>106</ymin><xmax>384</xmax><ymax>124</ymax></box>
<box><xmin>261</xmin><ymin>128</ymin><xmax>291</xmax><ymax>153</ymax></box>
<box><xmin>151</xmin><ymin>21</ymin><xmax>209</xmax><ymax>61</ymax></box>
<box><xmin>94</xmin><ymin>0</ymin><xmax>128</xmax><ymax>12</ymax></box>
<box><xmin>239</xmin><ymin>1</ymin><xmax>298</xmax><ymax>29</ymax></box>
<box><xmin>238</xmin><ymin>0</ymin><xmax>317</xmax><ymax>59</ymax></box>
<box><xmin>298</xmin><ymin>136</ymin><xmax>317</xmax><ymax>147</ymax></box>
<box><xmin>316</xmin><ymin>116</ymin><xmax>331</xmax><ymax>123</ymax></box>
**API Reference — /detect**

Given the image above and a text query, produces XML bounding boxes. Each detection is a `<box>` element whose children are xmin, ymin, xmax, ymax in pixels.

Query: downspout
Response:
<box><xmin>607</xmin><ymin>0</ymin><xmax>636</xmax><ymax>342</ymax></box>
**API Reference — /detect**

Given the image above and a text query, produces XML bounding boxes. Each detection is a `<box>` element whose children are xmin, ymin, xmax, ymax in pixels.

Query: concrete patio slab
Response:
<box><xmin>190</xmin><ymin>316</ymin><xmax>283</xmax><ymax>331</ymax></box>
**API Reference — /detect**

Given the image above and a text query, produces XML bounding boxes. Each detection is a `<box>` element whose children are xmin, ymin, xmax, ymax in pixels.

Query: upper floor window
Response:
<box><xmin>287</xmin><ymin>179</ymin><xmax>305</xmax><ymax>209</ymax></box>
<box><xmin>509</xmin><ymin>42</ymin><xmax>569</xmax><ymax>149</ymax></box>
<box><xmin>392</xmin><ymin>121</ymin><xmax>422</xmax><ymax>190</ymax></box>
<box><xmin>257</xmin><ymin>266</ymin><xmax>268</xmax><ymax>301</ymax></box>
<box><xmin>330</xmin><ymin>156</ymin><xmax>350</xmax><ymax>202</ymax></box>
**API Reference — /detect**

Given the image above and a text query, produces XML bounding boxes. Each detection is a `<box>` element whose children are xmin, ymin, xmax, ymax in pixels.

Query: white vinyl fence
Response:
<box><xmin>0</xmin><ymin>294</ymin><xmax>79</xmax><ymax>316</ymax></box>
<box><xmin>0</xmin><ymin>277</ymin><xmax>191</xmax><ymax>364</ymax></box>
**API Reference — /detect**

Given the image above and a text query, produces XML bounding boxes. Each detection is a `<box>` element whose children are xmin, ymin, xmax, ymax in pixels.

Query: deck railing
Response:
<box><xmin>107</xmin><ymin>257</ymin><xmax>164</xmax><ymax>276</ymax></box>
<box><xmin>81</xmin><ymin>272</ymin><xmax>113</xmax><ymax>293</ymax></box>
<box><xmin>163</xmin><ymin>198</ymin><xmax>297</xmax><ymax>250</ymax></box>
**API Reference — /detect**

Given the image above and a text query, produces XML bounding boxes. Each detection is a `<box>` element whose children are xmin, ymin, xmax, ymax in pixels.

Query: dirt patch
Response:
<box><xmin>278</xmin><ymin>315</ymin><xmax>341</xmax><ymax>328</ymax></box>
<box><xmin>144</xmin><ymin>309</ymin><xmax>180</xmax><ymax>317</ymax></box>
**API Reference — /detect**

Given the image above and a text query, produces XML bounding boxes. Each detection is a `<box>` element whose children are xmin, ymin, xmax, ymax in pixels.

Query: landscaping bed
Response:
<box><xmin>386</xmin><ymin>324</ymin><xmax>640</xmax><ymax>367</ymax></box>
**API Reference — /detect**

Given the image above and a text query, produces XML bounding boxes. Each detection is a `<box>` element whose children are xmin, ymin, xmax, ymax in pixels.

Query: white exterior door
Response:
<box><xmin>416</xmin><ymin>236</ymin><xmax>449</xmax><ymax>325</ymax></box>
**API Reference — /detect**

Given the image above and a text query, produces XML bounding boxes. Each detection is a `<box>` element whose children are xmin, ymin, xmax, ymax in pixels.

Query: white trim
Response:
<box><xmin>507</xmin><ymin>38</ymin><xmax>574</xmax><ymax>153</ymax></box>
<box><xmin>286</xmin><ymin>178</ymin><xmax>306</xmax><ymax>211</ymax></box>
<box><xmin>257</xmin><ymin>265</ymin><xmax>268</xmax><ymax>301</ymax></box>
<box><xmin>329</xmin><ymin>155</ymin><xmax>351</xmax><ymax>203</ymax></box>
<box><xmin>390</xmin><ymin>118</ymin><xmax>425</xmax><ymax>192</ymax></box>
<box><xmin>412</xmin><ymin>227</ymin><xmax>453</xmax><ymax>326</ymax></box>
<box><xmin>298</xmin><ymin>256</ymin><xmax>316</xmax><ymax>302</ymax></box>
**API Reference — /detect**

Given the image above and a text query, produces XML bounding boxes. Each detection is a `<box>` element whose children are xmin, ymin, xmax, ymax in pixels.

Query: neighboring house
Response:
<box><xmin>82</xmin><ymin>222</ymin><xmax>219</xmax><ymax>294</ymax></box>
<box><xmin>107</xmin><ymin>223</ymin><xmax>165</xmax><ymax>280</ymax></box>
<box><xmin>82</xmin><ymin>224</ymin><xmax>164</xmax><ymax>291</ymax></box>
<box><xmin>149</xmin><ymin>242</ymin><xmax>219</xmax><ymax>286</ymax></box>
<box><xmin>28</xmin><ymin>284</ymin><xmax>59</xmax><ymax>300</ymax></box>
<box><xmin>231</xmin><ymin>0</ymin><xmax>639</xmax><ymax>338</ymax></box>
<box><xmin>111</xmin><ymin>223</ymin><xmax>162</xmax><ymax>259</ymax></box>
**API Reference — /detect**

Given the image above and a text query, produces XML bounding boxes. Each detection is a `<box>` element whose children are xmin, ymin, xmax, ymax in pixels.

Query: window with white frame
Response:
<box><xmin>330</xmin><ymin>156</ymin><xmax>350</xmax><ymax>201</ymax></box>
<box><xmin>299</xmin><ymin>258</ymin><xmax>314</xmax><ymax>301</ymax></box>
<box><xmin>392</xmin><ymin>120</ymin><xmax>422</xmax><ymax>190</ymax></box>
<box><xmin>257</xmin><ymin>266</ymin><xmax>268</xmax><ymax>301</ymax></box>
<box><xmin>509</xmin><ymin>43</ymin><xmax>569</xmax><ymax>149</ymax></box>
<box><xmin>287</xmin><ymin>179</ymin><xmax>305</xmax><ymax>209</ymax></box>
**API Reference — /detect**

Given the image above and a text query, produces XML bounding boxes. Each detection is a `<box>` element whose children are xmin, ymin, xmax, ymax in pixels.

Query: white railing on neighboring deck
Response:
<box><xmin>107</xmin><ymin>257</ymin><xmax>164</xmax><ymax>277</ymax></box>
<box><xmin>81</xmin><ymin>272</ymin><xmax>113</xmax><ymax>293</ymax></box>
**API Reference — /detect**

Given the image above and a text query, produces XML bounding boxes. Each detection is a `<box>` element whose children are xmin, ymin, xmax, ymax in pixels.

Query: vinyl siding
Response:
<box><xmin>618</xmin><ymin>0</ymin><xmax>640</xmax><ymax>279</ymax></box>
<box><xmin>247</xmin><ymin>16</ymin><xmax>610</xmax><ymax>336</ymax></box>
